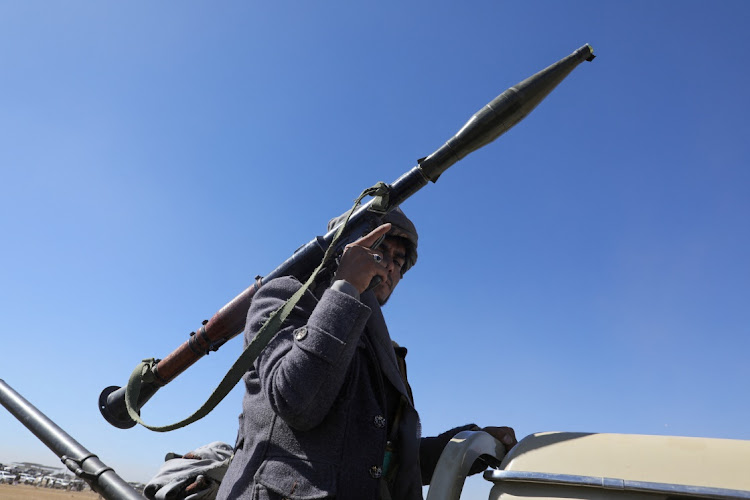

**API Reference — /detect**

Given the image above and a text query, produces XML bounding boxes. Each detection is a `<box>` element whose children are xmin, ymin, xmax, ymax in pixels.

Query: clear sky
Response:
<box><xmin>1</xmin><ymin>1</ymin><xmax>748</xmax><ymax>497</ymax></box>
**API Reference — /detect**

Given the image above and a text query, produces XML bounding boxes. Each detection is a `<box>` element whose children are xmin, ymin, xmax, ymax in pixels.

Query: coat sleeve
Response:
<box><xmin>245</xmin><ymin>276</ymin><xmax>372</xmax><ymax>431</ymax></box>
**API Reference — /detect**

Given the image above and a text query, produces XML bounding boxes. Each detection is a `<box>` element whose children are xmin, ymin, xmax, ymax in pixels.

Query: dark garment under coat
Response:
<box><xmin>216</xmin><ymin>276</ymin><xmax>474</xmax><ymax>500</ymax></box>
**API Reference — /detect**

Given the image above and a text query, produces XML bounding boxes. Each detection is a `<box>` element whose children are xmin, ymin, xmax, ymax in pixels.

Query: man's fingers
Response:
<box><xmin>353</xmin><ymin>223</ymin><xmax>391</xmax><ymax>249</ymax></box>
<box><xmin>483</xmin><ymin>426</ymin><xmax>518</xmax><ymax>447</ymax></box>
<box><xmin>335</xmin><ymin>224</ymin><xmax>392</xmax><ymax>293</ymax></box>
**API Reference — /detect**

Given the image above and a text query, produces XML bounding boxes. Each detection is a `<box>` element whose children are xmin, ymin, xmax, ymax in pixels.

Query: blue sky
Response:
<box><xmin>1</xmin><ymin>1</ymin><xmax>748</xmax><ymax>496</ymax></box>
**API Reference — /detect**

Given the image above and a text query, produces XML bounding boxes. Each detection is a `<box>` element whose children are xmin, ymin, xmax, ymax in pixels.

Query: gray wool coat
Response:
<box><xmin>216</xmin><ymin>276</ymin><xmax>473</xmax><ymax>500</ymax></box>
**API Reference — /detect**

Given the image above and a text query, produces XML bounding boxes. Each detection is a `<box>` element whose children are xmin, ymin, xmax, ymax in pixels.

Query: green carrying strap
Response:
<box><xmin>125</xmin><ymin>182</ymin><xmax>390</xmax><ymax>432</ymax></box>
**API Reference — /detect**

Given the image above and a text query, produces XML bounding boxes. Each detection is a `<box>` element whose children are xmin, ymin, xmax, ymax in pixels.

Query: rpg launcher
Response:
<box><xmin>100</xmin><ymin>44</ymin><xmax>596</xmax><ymax>430</ymax></box>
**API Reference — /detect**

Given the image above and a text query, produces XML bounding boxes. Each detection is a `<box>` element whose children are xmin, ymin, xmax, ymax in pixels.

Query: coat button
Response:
<box><xmin>294</xmin><ymin>327</ymin><xmax>307</xmax><ymax>341</ymax></box>
<box><xmin>373</xmin><ymin>415</ymin><xmax>386</xmax><ymax>429</ymax></box>
<box><xmin>369</xmin><ymin>466</ymin><xmax>382</xmax><ymax>479</ymax></box>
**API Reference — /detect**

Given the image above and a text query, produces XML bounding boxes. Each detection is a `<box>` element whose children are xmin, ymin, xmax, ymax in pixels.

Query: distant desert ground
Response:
<box><xmin>0</xmin><ymin>484</ymin><xmax>103</xmax><ymax>499</ymax></box>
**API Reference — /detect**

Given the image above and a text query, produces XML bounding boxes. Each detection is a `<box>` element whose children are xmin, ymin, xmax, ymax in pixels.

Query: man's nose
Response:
<box><xmin>383</xmin><ymin>255</ymin><xmax>396</xmax><ymax>273</ymax></box>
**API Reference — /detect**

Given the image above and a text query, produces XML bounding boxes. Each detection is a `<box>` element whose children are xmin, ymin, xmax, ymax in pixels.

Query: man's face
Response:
<box><xmin>372</xmin><ymin>236</ymin><xmax>407</xmax><ymax>305</ymax></box>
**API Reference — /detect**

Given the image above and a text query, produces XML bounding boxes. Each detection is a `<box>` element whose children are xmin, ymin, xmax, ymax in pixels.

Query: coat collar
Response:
<box><xmin>360</xmin><ymin>291</ymin><xmax>411</xmax><ymax>403</ymax></box>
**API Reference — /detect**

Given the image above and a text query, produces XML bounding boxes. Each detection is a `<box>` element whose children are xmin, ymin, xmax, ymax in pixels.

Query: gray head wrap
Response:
<box><xmin>327</xmin><ymin>206</ymin><xmax>418</xmax><ymax>275</ymax></box>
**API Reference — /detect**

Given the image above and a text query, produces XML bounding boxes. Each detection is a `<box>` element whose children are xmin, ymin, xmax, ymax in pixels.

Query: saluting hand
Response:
<box><xmin>334</xmin><ymin>223</ymin><xmax>391</xmax><ymax>294</ymax></box>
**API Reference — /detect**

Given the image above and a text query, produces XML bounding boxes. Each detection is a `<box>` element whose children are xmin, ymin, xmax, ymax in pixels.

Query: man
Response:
<box><xmin>217</xmin><ymin>207</ymin><xmax>516</xmax><ymax>499</ymax></box>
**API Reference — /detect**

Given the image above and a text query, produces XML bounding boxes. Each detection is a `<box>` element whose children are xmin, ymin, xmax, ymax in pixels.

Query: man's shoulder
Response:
<box><xmin>261</xmin><ymin>275</ymin><xmax>304</xmax><ymax>294</ymax></box>
<box><xmin>253</xmin><ymin>275</ymin><xmax>369</xmax><ymax>317</ymax></box>
<box><xmin>248</xmin><ymin>276</ymin><xmax>307</xmax><ymax>313</ymax></box>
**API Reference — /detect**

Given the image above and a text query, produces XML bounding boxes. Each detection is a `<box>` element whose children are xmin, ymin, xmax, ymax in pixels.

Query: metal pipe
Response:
<box><xmin>0</xmin><ymin>379</ymin><xmax>146</xmax><ymax>500</ymax></box>
<box><xmin>484</xmin><ymin>470</ymin><xmax>750</xmax><ymax>500</ymax></box>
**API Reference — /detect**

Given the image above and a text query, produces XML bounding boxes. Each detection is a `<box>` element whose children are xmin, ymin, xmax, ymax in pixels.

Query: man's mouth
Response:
<box><xmin>376</xmin><ymin>277</ymin><xmax>392</xmax><ymax>294</ymax></box>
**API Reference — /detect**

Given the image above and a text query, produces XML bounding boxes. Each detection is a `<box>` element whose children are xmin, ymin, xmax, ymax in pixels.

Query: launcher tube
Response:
<box><xmin>100</xmin><ymin>44</ymin><xmax>595</xmax><ymax>430</ymax></box>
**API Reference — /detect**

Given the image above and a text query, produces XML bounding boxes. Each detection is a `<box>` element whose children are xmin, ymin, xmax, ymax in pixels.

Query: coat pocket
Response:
<box><xmin>254</xmin><ymin>456</ymin><xmax>336</xmax><ymax>499</ymax></box>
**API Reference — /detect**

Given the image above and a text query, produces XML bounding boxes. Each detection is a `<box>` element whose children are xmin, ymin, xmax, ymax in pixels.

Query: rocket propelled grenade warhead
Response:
<box><xmin>418</xmin><ymin>44</ymin><xmax>595</xmax><ymax>182</ymax></box>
